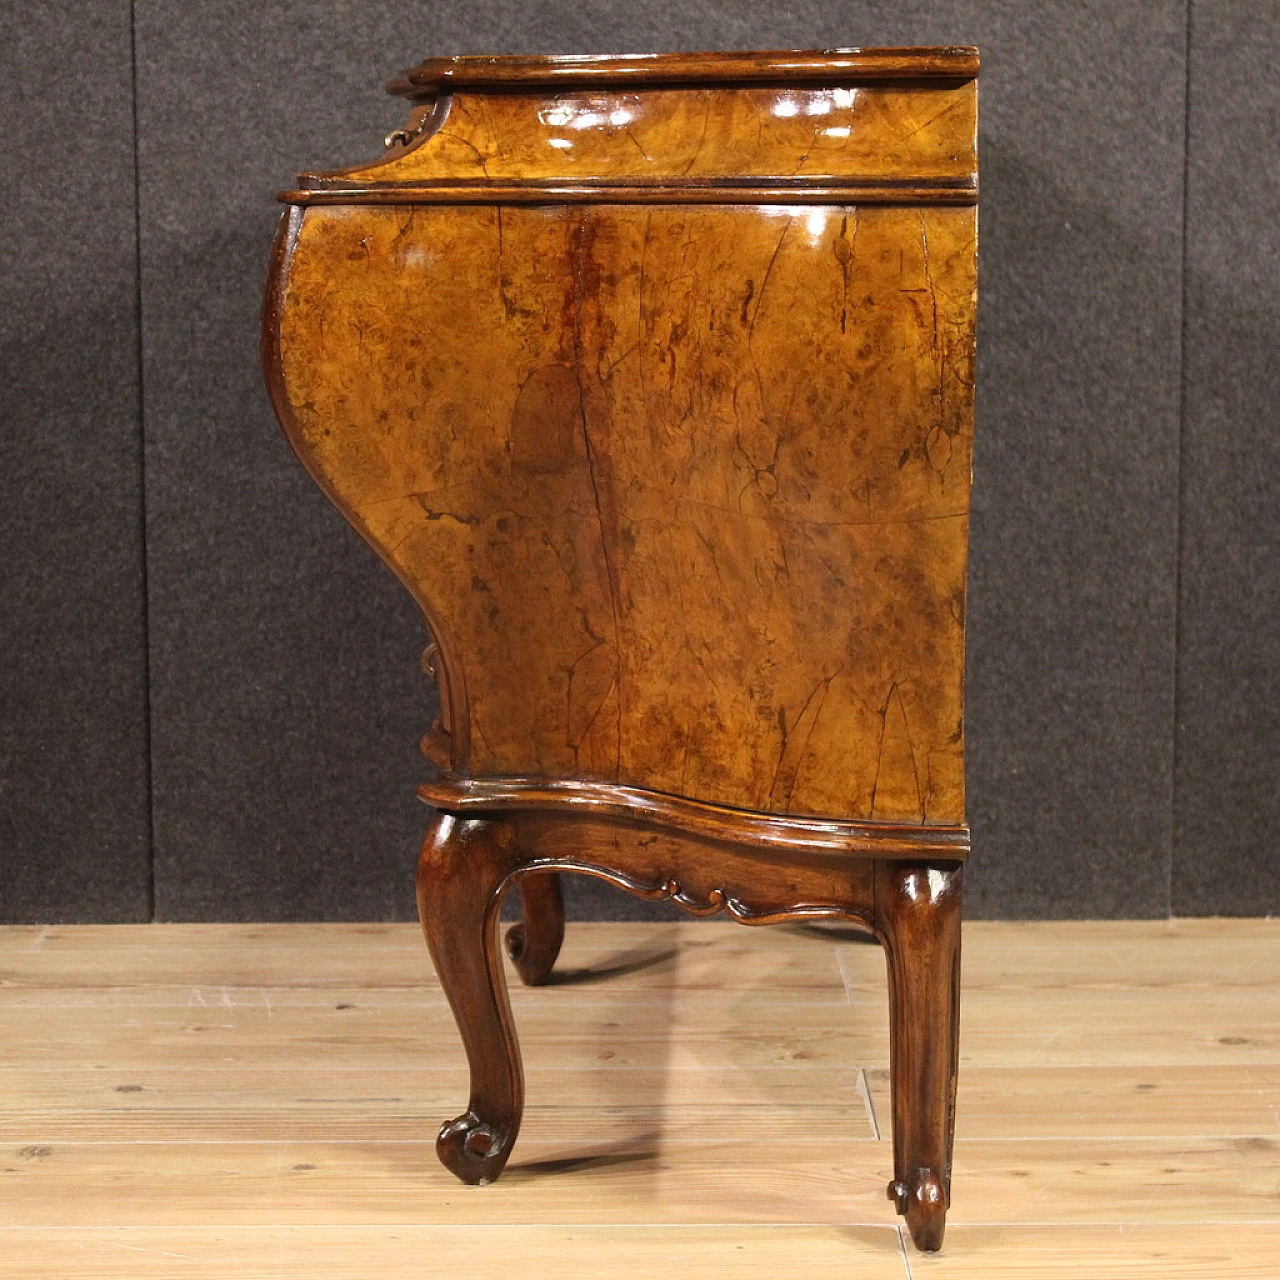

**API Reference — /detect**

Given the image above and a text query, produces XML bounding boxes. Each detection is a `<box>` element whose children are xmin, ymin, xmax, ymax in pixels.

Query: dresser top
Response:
<box><xmin>389</xmin><ymin>47</ymin><xmax>980</xmax><ymax>98</ymax></box>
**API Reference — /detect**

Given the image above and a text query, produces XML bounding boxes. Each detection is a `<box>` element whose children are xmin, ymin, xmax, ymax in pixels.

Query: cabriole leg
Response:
<box><xmin>505</xmin><ymin>872</ymin><xmax>565</xmax><ymax>986</ymax></box>
<box><xmin>874</xmin><ymin>860</ymin><xmax>963</xmax><ymax>1252</ymax></box>
<box><xmin>417</xmin><ymin>811</ymin><xmax>523</xmax><ymax>1185</ymax></box>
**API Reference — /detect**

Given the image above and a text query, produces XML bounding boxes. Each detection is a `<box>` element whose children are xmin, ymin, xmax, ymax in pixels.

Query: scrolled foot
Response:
<box><xmin>888</xmin><ymin>1169</ymin><xmax>947</xmax><ymax>1251</ymax></box>
<box><xmin>437</xmin><ymin>1109</ymin><xmax>514</xmax><ymax>1186</ymax></box>
<box><xmin>504</xmin><ymin>873</ymin><xmax>565</xmax><ymax>986</ymax></box>
<box><xmin>504</xmin><ymin>922</ymin><xmax>536</xmax><ymax>982</ymax></box>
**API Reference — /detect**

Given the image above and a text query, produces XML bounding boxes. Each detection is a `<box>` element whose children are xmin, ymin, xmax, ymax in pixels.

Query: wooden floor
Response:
<box><xmin>1</xmin><ymin>918</ymin><xmax>1278</xmax><ymax>1277</ymax></box>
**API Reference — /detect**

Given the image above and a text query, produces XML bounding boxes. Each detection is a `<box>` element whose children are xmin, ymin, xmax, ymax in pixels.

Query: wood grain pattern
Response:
<box><xmin>2</xmin><ymin>921</ymin><xmax>1280</xmax><ymax>1280</ymax></box>
<box><xmin>3</xmin><ymin>1225</ymin><xmax>1276</xmax><ymax>1280</ymax></box>
<box><xmin>8</xmin><ymin>982</ymin><xmax>1280</xmax><ymax>1073</ymax></box>
<box><xmin>869</xmin><ymin>1065</ymin><xmax>1280</xmax><ymax>1138</ymax></box>
<box><xmin>6</xmin><ymin>1134</ymin><xmax>1278</xmax><ymax>1229</ymax></box>
<box><xmin>0</xmin><ymin>1226</ymin><xmax>912</xmax><ymax>1280</ymax></box>
<box><xmin>336</xmin><ymin>83</ymin><xmax>977</xmax><ymax>191</ymax></box>
<box><xmin>264</xmin><ymin>52</ymin><xmax>977</xmax><ymax>1252</ymax></box>
<box><xmin>272</xmin><ymin>199</ymin><xmax>975</xmax><ymax>822</ymax></box>
<box><xmin>915</xmin><ymin>1226</ymin><xmax>1280</xmax><ymax>1279</ymax></box>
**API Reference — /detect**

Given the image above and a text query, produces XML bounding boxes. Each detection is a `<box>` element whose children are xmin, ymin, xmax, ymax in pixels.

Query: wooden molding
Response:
<box><xmin>282</xmin><ymin>177</ymin><xmax>978</xmax><ymax>207</ymax></box>
<box><xmin>418</xmin><ymin>775</ymin><xmax>970</xmax><ymax>861</ymax></box>
<box><xmin>389</xmin><ymin>48</ymin><xmax>980</xmax><ymax>97</ymax></box>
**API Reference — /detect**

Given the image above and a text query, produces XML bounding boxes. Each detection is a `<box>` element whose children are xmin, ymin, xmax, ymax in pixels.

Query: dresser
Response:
<box><xmin>264</xmin><ymin>47</ymin><xmax>978</xmax><ymax>1251</ymax></box>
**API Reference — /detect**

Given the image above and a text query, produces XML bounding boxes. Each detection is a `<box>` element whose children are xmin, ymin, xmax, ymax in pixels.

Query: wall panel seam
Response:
<box><xmin>128</xmin><ymin>0</ymin><xmax>157</xmax><ymax>922</ymax></box>
<box><xmin>1170</xmin><ymin>0</ymin><xmax>1195</xmax><ymax>920</ymax></box>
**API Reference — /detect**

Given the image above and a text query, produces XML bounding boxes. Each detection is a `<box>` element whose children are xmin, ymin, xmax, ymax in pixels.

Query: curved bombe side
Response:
<box><xmin>263</xmin><ymin>194</ymin><xmax>974</xmax><ymax>821</ymax></box>
<box><xmin>264</xmin><ymin>48</ymin><xmax>976</xmax><ymax>1255</ymax></box>
<box><xmin>261</xmin><ymin>203</ymin><xmax>472</xmax><ymax>773</ymax></box>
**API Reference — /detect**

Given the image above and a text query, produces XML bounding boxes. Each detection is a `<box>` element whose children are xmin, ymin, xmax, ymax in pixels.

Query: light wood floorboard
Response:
<box><xmin>1</xmin><ymin>919</ymin><xmax>1277</xmax><ymax>1277</ymax></box>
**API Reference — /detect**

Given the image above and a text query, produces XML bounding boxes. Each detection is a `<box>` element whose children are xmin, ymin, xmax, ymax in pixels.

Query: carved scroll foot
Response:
<box><xmin>437</xmin><ymin>1109</ymin><xmax>515</xmax><ymax>1185</ymax></box>
<box><xmin>874</xmin><ymin>860</ymin><xmax>963</xmax><ymax>1252</ymax></box>
<box><xmin>417</xmin><ymin>812</ymin><xmax>524</xmax><ymax>1186</ymax></box>
<box><xmin>504</xmin><ymin>872</ymin><xmax>565</xmax><ymax>986</ymax></box>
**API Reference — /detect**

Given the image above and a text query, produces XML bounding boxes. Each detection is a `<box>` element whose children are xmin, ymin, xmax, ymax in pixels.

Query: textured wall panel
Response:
<box><xmin>138</xmin><ymin>1</ymin><xmax>1187</xmax><ymax>920</ymax></box>
<box><xmin>136</xmin><ymin>8</ymin><xmax>431</xmax><ymax>921</ymax></box>
<box><xmin>923</xmin><ymin>3</ymin><xmax>1187</xmax><ymax>918</ymax></box>
<box><xmin>1174</xmin><ymin>2</ymin><xmax>1280</xmax><ymax>915</ymax></box>
<box><xmin>0</xmin><ymin>3</ymin><xmax>151</xmax><ymax>922</ymax></box>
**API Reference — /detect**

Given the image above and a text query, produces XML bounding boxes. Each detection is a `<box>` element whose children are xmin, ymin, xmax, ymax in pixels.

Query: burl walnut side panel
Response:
<box><xmin>271</xmin><ymin>167</ymin><xmax>974</xmax><ymax>828</ymax></box>
<box><xmin>264</xmin><ymin>48</ymin><xmax>977</xmax><ymax>1253</ymax></box>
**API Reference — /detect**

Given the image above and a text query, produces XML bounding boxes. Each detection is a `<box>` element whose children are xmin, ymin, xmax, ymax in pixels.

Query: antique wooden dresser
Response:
<box><xmin>264</xmin><ymin>47</ymin><xmax>978</xmax><ymax>1251</ymax></box>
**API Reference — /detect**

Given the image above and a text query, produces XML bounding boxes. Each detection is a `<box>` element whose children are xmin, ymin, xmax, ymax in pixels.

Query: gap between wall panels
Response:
<box><xmin>128</xmin><ymin>0</ymin><xmax>157</xmax><ymax>922</ymax></box>
<box><xmin>1168</xmin><ymin>0</ymin><xmax>1195</xmax><ymax>921</ymax></box>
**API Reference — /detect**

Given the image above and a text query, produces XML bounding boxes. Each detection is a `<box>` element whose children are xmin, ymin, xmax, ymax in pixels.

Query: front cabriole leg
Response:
<box><xmin>873</xmin><ymin>859</ymin><xmax>963</xmax><ymax>1252</ymax></box>
<box><xmin>417</xmin><ymin>811</ymin><xmax>524</xmax><ymax>1185</ymax></box>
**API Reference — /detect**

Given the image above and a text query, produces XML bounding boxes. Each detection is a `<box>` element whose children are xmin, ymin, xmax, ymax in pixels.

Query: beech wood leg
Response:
<box><xmin>417</xmin><ymin>811</ymin><xmax>524</xmax><ymax>1185</ymax></box>
<box><xmin>505</xmin><ymin>872</ymin><xmax>565</xmax><ymax>986</ymax></box>
<box><xmin>874</xmin><ymin>860</ymin><xmax>963</xmax><ymax>1252</ymax></box>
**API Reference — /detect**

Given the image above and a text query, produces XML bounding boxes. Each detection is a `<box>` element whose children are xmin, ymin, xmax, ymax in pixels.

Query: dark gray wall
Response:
<box><xmin>3</xmin><ymin>2</ymin><xmax>1276</xmax><ymax>923</ymax></box>
<box><xmin>1</xmin><ymin>3</ymin><xmax>152</xmax><ymax>922</ymax></box>
<box><xmin>1174</xmin><ymin>2</ymin><xmax>1280</xmax><ymax>915</ymax></box>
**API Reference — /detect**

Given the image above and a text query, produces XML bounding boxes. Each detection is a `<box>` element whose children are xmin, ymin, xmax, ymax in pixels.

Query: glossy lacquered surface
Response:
<box><xmin>264</xmin><ymin>49</ymin><xmax>977</xmax><ymax>1252</ymax></box>
<box><xmin>297</xmin><ymin>62</ymin><xmax>977</xmax><ymax>203</ymax></box>
<box><xmin>389</xmin><ymin>47</ymin><xmax>980</xmax><ymax>96</ymax></box>
<box><xmin>271</xmin><ymin>200</ymin><xmax>975</xmax><ymax>825</ymax></box>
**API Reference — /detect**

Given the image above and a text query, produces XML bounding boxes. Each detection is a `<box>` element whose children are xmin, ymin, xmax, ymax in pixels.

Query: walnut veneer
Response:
<box><xmin>264</xmin><ymin>46</ymin><xmax>978</xmax><ymax>1252</ymax></box>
